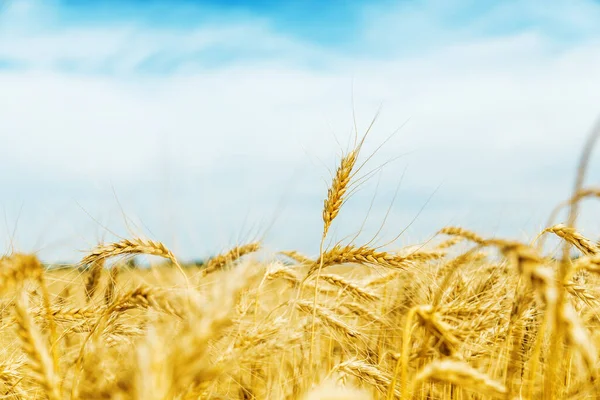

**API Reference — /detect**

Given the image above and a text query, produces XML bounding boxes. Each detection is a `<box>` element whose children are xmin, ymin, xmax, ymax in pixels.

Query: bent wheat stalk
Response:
<box><xmin>538</xmin><ymin>224</ymin><xmax>599</xmax><ymax>256</ymax></box>
<box><xmin>200</xmin><ymin>243</ymin><xmax>261</xmax><ymax>278</ymax></box>
<box><xmin>80</xmin><ymin>237</ymin><xmax>188</xmax><ymax>287</ymax></box>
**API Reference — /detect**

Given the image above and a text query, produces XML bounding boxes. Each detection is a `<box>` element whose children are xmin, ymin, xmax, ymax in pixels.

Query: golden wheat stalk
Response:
<box><xmin>545</xmin><ymin>116</ymin><xmax>600</xmax><ymax>397</ymax></box>
<box><xmin>307</xmin><ymin>124</ymin><xmax>376</xmax><ymax>372</ymax></box>
<box><xmin>319</xmin><ymin>274</ymin><xmax>379</xmax><ymax>302</ymax></box>
<box><xmin>80</xmin><ymin>238</ymin><xmax>178</xmax><ymax>266</ymax></box>
<box><xmin>110</xmin><ymin>286</ymin><xmax>181</xmax><ymax>317</ymax></box>
<box><xmin>0</xmin><ymin>254</ymin><xmax>60</xmax><ymax>374</ymax></box>
<box><xmin>296</xmin><ymin>300</ymin><xmax>365</xmax><ymax>342</ymax></box>
<box><xmin>341</xmin><ymin>301</ymin><xmax>388</xmax><ymax>327</ymax></box>
<box><xmin>322</xmin><ymin>150</ymin><xmax>359</xmax><ymax>238</ymax></box>
<box><xmin>0</xmin><ymin>253</ymin><xmax>43</xmax><ymax>293</ymax></box>
<box><xmin>48</xmin><ymin>305</ymin><xmax>107</xmax><ymax>322</ymax></box>
<box><xmin>560</xmin><ymin>301</ymin><xmax>597</xmax><ymax>377</ymax></box>
<box><xmin>279</xmin><ymin>250</ymin><xmax>312</xmax><ymax>264</ymax></box>
<box><xmin>265</xmin><ymin>265</ymin><xmax>302</xmax><ymax>286</ymax></box>
<box><xmin>564</xmin><ymin>280</ymin><xmax>597</xmax><ymax>305</ymax></box>
<box><xmin>79</xmin><ymin>238</ymin><xmax>190</xmax><ymax>287</ymax></box>
<box><xmin>415</xmin><ymin>305</ymin><xmax>459</xmax><ymax>356</ymax></box>
<box><xmin>435</xmin><ymin>236</ymin><xmax>465</xmax><ymax>249</ymax></box>
<box><xmin>438</xmin><ymin>226</ymin><xmax>486</xmax><ymax>244</ymax></box>
<box><xmin>545</xmin><ymin>187</ymin><xmax>600</xmax><ymax>231</ymax></box>
<box><xmin>541</xmin><ymin>224</ymin><xmax>599</xmax><ymax>256</ymax></box>
<box><xmin>0</xmin><ymin>356</ymin><xmax>26</xmax><ymax>395</ymax></box>
<box><xmin>306</xmin><ymin>245</ymin><xmax>434</xmax><ymax>278</ymax></box>
<box><xmin>81</xmin><ymin>237</ymin><xmax>189</xmax><ymax>288</ymax></box>
<box><xmin>200</xmin><ymin>243</ymin><xmax>261</xmax><ymax>277</ymax></box>
<box><xmin>412</xmin><ymin>358</ymin><xmax>507</xmax><ymax>398</ymax></box>
<box><xmin>169</xmin><ymin>262</ymin><xmax>263</xmax><ymax>394</ymax></box>
<box><xmin>334</xmin><ymin>360</ymin><xmax>399</xmax><ymax>397</ymax></box>
<box><xmin>13</xmin><ymin>292</ymin><xmax>61</xmax><ymax>400</ymax></box>
<box><xmin>104</xmin><ymin>265</ymin><xmax>119</xmax><ymax>306</ymax></box>
<box><xmin>84</xmin><ymin>259</ymin><xmax>104</xmax><ymax>301</ymax></box>
<box><xmin>572</xmin><ymin>253</ymin><xmax>600</xmax><ymax>275</ymax></box>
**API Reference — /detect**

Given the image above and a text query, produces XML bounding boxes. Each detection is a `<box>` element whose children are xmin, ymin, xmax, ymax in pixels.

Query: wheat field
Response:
<box><xmin>2</xmin><ymin>125</ymin><xmax>600</xmax><ymax>400</ymax></box>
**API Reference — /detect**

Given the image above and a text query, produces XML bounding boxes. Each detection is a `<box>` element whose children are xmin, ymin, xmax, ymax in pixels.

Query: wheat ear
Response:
<box><xmin>200</xmin><ymin>242</ymin><xmax>261</xmax><ymax>277</ymax></box>
<box><xmin>541</xmin><ymin>224</ymin><xmax>599</xmax><ymax>256</ymax></box>
<box><xmin>84</xmin><ymin>259</ymin><xmax>104</xmax><ymax>302</ymax></box>
<box><xmin>14</xmin><ymin>291</ymin><xmax>61</xmax><ymax>400</ymax></box>
<box><xmin>412</xmin><ymin>359</ymin><xmax>507</xmax><ymax>398</ymax></box>
<box><xmin>80</xmin><ymin>237</ymin><xmax>188</xmax><ymax>286</ymax></box>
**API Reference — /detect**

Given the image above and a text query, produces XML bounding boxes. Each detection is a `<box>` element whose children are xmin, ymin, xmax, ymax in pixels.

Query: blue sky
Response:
<box><xmin>1</xmin><ymin>0</ymin><xmax>600</xmax><ymax>263</ymax></box>
<box><xmin>4</xmin><ymin>0</ymin><xmax>600</xmax><ymax>74</ymax></box>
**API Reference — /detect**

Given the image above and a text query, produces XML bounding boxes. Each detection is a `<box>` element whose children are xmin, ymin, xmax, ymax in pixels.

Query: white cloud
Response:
<box><xmin>0</xmin><ymin>1</ymin><xmax>327</xmax><ymax>73</ymax></box>
<box><xmin>1</xmin><ymin>0</ymin><xmax>600</xmax><ymax>261</ymax></box>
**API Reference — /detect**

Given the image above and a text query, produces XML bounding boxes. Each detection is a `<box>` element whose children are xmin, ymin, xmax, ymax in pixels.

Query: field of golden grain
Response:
<box><xmin>1</xmin><ymin>125</ymin><xmax>600</xmax><ymax>400</ymax></box>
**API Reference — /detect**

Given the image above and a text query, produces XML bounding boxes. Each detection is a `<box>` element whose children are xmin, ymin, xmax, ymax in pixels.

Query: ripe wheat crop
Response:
<box><xmin>1</xmin><ymin>118</ymin><xmax>600</xmax><ymax>399</ymax></box>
